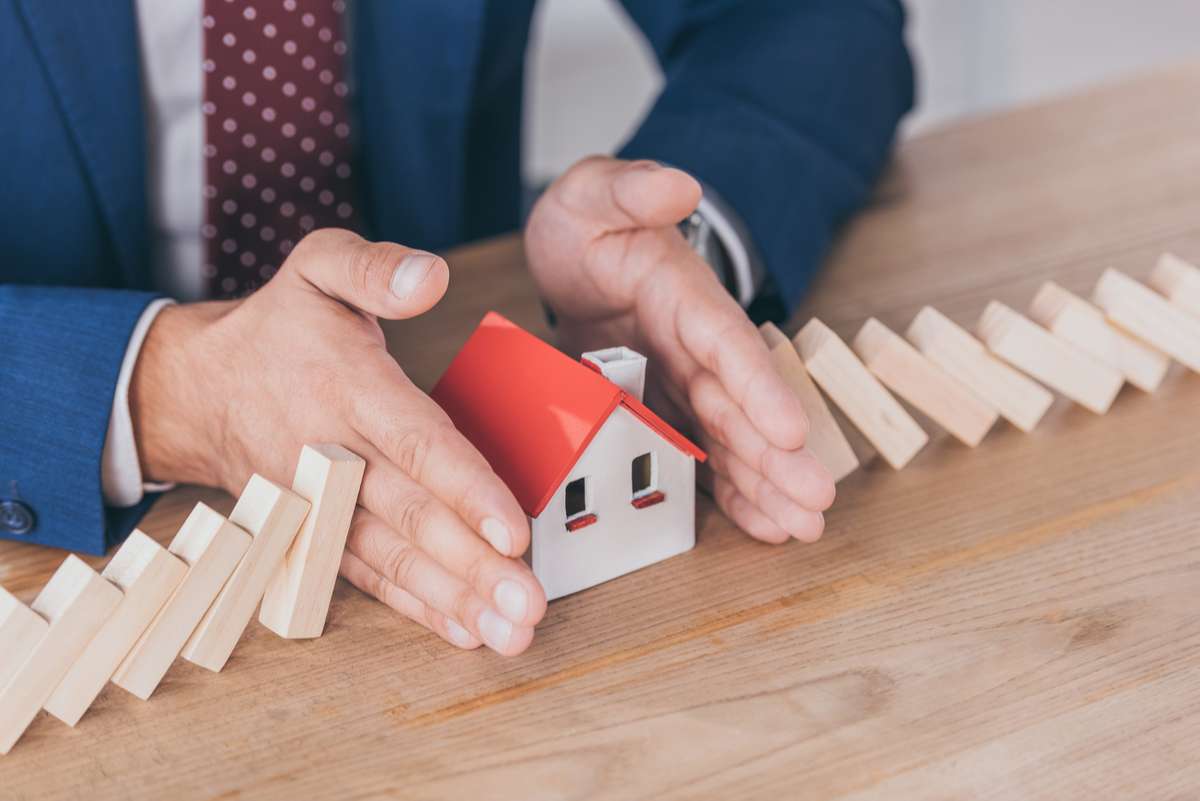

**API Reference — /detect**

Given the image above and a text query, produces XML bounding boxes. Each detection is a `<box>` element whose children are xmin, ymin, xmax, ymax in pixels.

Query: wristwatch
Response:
<box><xmin>679</xmin><ymin>185</ymin><xmax>785</xmax><ymax>324</ymax></box>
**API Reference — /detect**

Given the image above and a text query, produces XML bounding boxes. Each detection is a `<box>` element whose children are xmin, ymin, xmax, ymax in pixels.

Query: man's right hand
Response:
<box><xmin>129</xmin><ymin>228</ymin><xmax>547</xmax><ymax>655</ymax></box>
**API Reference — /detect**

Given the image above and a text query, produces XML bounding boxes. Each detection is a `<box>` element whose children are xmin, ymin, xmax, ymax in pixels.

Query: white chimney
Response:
<box><xmin>582</xmin><ymin>346</ymin><xmax>647</xmax><ymax>401</ymax></box>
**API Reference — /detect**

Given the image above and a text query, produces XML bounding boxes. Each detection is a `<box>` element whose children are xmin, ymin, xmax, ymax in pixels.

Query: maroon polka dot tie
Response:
<box><xmin>202</xmin><ymin>0</ymin><xmax>358</xmax><ymax>298</ymax></box>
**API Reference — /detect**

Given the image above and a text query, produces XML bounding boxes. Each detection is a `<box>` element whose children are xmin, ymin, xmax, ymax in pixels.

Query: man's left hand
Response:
<box><xmin>525</xmin><ymin>156</ymin><xmax>834</xmax><ymax>544</ymax></box>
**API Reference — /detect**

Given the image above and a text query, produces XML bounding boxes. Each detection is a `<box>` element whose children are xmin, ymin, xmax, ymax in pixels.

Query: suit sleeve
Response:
<box><xmin>0</xmin><ymin>285</ymin><xmax>163</xmax><ymax>554</ymax></box>
<box><xmin>616</xmin><ymin>0</ymin><xmax>915</xmax><ymax>308</ymax></box>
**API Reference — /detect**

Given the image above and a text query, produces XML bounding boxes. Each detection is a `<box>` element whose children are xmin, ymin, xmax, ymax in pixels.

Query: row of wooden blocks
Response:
<box><xmin>0</xmin><ymin>444</ymin><xmax>365</xmax><ymax>753</ymax></box>
<box><xmin>762</xmin><ymin>257</ymin><xmax>1200</xmax><ymax>479</ymax></box>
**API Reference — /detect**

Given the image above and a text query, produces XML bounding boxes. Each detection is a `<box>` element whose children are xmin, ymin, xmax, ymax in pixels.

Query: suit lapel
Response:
<box><xmin>16</xmin><ymin>0</ymin><xmax>149</xmax><ymax>288</ymax></box>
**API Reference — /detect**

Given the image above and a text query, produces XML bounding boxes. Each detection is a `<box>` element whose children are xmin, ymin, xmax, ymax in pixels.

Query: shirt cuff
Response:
<box><xmin>101</xmin><ymin>298</ymin><xmax>177</xmax><ymax>507</ymax></box>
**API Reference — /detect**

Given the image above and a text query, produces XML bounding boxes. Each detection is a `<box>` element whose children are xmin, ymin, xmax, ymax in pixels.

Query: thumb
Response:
<box><xmin>557</xmin><ymin>156</ymin><xmax>703</xmax><ymax>233</ymax></box>
<box><xmin>285</xmin><ymin>228</ymin><xmax>450</xmax><ymax>319</ymax></box>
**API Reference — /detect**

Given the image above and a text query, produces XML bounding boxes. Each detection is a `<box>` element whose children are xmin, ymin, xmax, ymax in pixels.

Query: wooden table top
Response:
<box><xmin>4</xmin><ymin>65</ymin><xmax>1200</xmax><ymax>800</ymax></box>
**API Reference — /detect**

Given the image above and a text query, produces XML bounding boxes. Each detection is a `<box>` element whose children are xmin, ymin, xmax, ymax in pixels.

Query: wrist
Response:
<box><xmin>129</xmin><ymin>301</ymin><xmax>232</xmax><ymax>487</ymax></box>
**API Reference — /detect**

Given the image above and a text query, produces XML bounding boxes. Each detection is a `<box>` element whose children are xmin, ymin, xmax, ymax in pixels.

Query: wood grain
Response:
<box><xmin>2</xmin><ymin>64</ymin><xmax>1200</xmax><ymax>797</ymax></box>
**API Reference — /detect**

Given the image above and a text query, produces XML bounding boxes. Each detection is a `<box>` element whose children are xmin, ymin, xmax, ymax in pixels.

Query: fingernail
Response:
<box><xmin>493</xmin><ymin>579</ymin><xmax>528</xmax><ymax>623</ymax></box>
<box><xmin>478</xmin><ymin>609</ymin><xmax>512</xmax><ymax>651</ymax></box>
<box><xmin>480</xmin><ymin>517</ymin><xmax>512</xmax><ymax>555</ymax></box>
<box><xmin>390</xmin><ymin>252</ymin><xmax>437</xmax><ymax>299</ymax></box>
<box><xmin>445</xmin><ymin>618</ymin><xmax>473</xmax><ymax>648</ymax></box>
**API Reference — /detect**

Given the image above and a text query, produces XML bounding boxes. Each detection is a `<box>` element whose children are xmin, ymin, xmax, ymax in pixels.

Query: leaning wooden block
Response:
<box><xmin>1093</xmin><ymin>268</ymin><xmax>1200</xmax><ymax>373</ymax></box>
<box><xmin>794</xmin><ymin>319</ymin><xmax>928</xmax><ymax>470</ymax></box>
<box><xmin>112</xmin><ymin>504</ymin><xmax>251</xmax><ymax>700</ymax></box>
<box><xmin>0</xmin><ymin>556</ymin><xmax>122</xmax><ymax>754</ymax></box>
<box><xmin>44</xmin><ymin>531</ymin><xmax>187</xmax><ymax>726</ymax></box>
<box><xmin>759</xmin><ymin>323</ymin><xmax>859</xmax><ymax>482</ymax></box>
<box><xmin>977</xmin><ymin>302</ymin><xmax>1124</xmax><ymax>414</ymax></box>
<box><xmin>260</xmin><ymin>445</ymin><xmax>365</xmax><ymax>638</ymax></box>
<box><xmin>853</xmin><ymin>318</ymin><xmax>998</xmax><ymax>447</ymax></box>
<box><xmin>1028</xmin><ymin>282</ymin><xmax>1169</xmax><ymax>393</ymax></box>
<box><xmin>907</xmin><ymin>307</ymin><xmax>1053</xmax><ymax>433</ymax></box>
<box><xmin>0</xmin><ymin>587</ymin><xmax>48</xmax><ymax>691</ymax></box>
<box><xmin>183</xmin><ymin>475</ymin><xmax>310</xmax><ymax>671</ymax></box>
<box><xmin>1148</xmin><ymin>253</ymin><xmax>1200</xmax><ymax>317</ymax></box>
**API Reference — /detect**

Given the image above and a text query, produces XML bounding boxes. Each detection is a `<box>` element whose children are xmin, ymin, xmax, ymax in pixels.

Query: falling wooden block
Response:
<box><xmin>0</xmin><ymin>587</ymin><xmax>48</xmax><ymax>691</ymax></box>
<box><xmin>1093</xmin><ymin>268</ymin><xmax>1200</xmax><ymax>373</ymax></box>
<box><xmin>182</xmin><ymin>475</ymin><xmax>310</xmax><ymax>671</ymax></box>
<box><xmin>0</xmin><ymin>556</ymin><xmax>122</xmax><ymax>753</ymax></box>
<box><xmin>907</xmin><ymin>307</ymin><xmax>1053</xmax><ymax>433</ymax></box>
<box><xmin>977</xmin><ymin>302</ymin><xmax>1124</xmax><ymax>415</ymax></box>
<box><xmin>1148</xmin><ymin>253</ymin><xmax>1200</xmax><ymax>317</ymax></box>
<box><xmin>1028</xmin><ymin>282</ymin><xmax>1169</xmax><ymax>393</ymax></box>
<box><xmin>853</xmin><ymin>318</ymin><xmax>998</xmax><ymax>447</ymax></box>
<box><xmin>260</xmin><ymin>445</ymin><xmax>365</xmax><ymax>638</ymax></box>
<box><xmin>759</xmin><ymin>323</ymin><xmax>859</xmax><ymax>482</ymax></box>
<box><xmin>794</xmin><ymin>319</ymin><xmax>928</xmax><ymax>470</ymax></box>
<box><xmin>44</xmin><ymin>531</ymin><xmax>187</xmax><ymax>726</ymax></box>
<box><xmin>112</xmin><ymin>504</ymin><xmax>251</xmax><ymax>700</ymax></box>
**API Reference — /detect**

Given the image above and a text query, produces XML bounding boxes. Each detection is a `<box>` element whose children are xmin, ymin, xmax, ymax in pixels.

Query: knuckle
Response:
<box><xmin>394</xmin><ymin>494</ymin><xmax>435</xmax><ymax>540</ymax></box>
<box><xmin>379</xmin><ymin>539</ymin><xmax>421</xmax><ymax>589</ymax></box>
<box><xmin>451</xmin><ymin>586</ymin><xmax>476</xmax><ymax>625</ymax></box>
<box><xmin>388</xmin><ymin>425</ymin><xmax>436</xmax><ymax>479</ymax></box>
<box><xmin>386</xmin><ymin>421</ymin><xmax>454</xmax><ymax>480</ymax></box>
<box><xmin>422</xmin><ymin>603</ymin><xmax>442</xmax><ymax>633</ymax></box>
<box><xmin>345</xmin><ymin>242</ymin><xmax>391</xmax><ymax>298</ymax></box>
<box><xmin>709</xmin><ymin>401</ymin><xmax>737</xmax><ymax>445</ymax></box>
<box><xmin>462</xmin><ymin>551</ymin><xmax>489</xmax><ymax>594</ymax></box>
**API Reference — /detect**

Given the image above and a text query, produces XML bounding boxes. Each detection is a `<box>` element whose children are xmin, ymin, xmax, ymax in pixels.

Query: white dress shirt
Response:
<box><xmin>102</xmin><ymin>0</ymin><xmax>202</xmax><ymax>507</ymax></box>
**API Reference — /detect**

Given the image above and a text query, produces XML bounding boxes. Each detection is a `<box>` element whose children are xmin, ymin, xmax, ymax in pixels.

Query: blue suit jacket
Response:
<box><xmin>0</xmin><ymin>0</ymin><xmax>912</xmax><ymax>554</ymax></box>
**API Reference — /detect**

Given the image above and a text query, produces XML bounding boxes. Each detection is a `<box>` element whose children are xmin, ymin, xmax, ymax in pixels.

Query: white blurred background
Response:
<box><xmin>524</xmin><ymin>0</ymin><xmax>1200</xmax><ymax>184</ymax></box>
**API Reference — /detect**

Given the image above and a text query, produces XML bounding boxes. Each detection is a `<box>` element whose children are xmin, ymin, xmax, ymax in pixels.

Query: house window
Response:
<box><xmin>631</xmin><ymin>452</ymin><xmax>665</xmax><ymax>509</ymax></box>
<box><xmin>564</xmin><ymin>476</ymin><xmax>596</xmax><ymax>531</ymax></box>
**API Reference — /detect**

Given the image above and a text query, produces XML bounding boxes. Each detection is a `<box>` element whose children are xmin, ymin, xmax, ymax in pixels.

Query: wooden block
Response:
<box><xmin>260</xmin><ymin>444</ymin><xmax>365</xmax><ymax>638</ymax></box>
<box><xmin>977</xmin><ymin>302</ymin><xmax>1124</xmax><ymax>414</ymax></box>
<box><xmin>0</xmin><ymin>556</ymin><xmax>122</xmax><ymax>753</ymax></box>
<box><xmin>1093</xmin><ymin>268</ymin><xmax>1200</xmax><ymax>373</ymax></box>
<box><xmin>112</xmin><ymin>504</ymin><xmax>251</xmax><ymax>700</ymax></box>
<box><xmin>759</xmin><ymin>323</ymin><xmax>859</xmax><ymax>482</ymax></box>
<box><xmin>1028</xmin><ymin>281</ymin><xmax>1169</xmax><ymax>393</ymax></box>
<box><xmin>0</xmin><ymin>587</ymin><xmax>48</xmax><ymax>691</ymax></box>
<box><xmin>183</xmin><ymin>475</ymin><xmax>310</xmax><ymax>671</ymax></box>
<box><xmin>44</xmin><ymin>531</ymin><xmax>187</xmax><ymax>726</ymax></box>
<box><xmin>853</xmin><ymin>318</ymin><xmax>998</xmax><ymax>447</ymax></box>
<box><xmin>1148</xmin><ymin>252</ymin><xmax>1200</xmax><ymax>317</ymax></box>
<box><xmin>794</xmin><ymin>319</ymin><xmax>928</xmax><ymax>470</ymax></box>
<box><xmin>906</xmin><ymin>307</ymin><xmax>1053</xmax><ymax>433</ymax></box>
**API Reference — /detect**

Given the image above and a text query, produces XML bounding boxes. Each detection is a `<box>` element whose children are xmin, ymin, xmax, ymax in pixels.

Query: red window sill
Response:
<box><xmin>631</xmin><ymin>490</ymin><xmax>665</xmax><ymax>509</ymax></box>
<box><xmin>565</xmin><ymin>513</ymin><xmax>598</xmax><ymax>532</ymax></box>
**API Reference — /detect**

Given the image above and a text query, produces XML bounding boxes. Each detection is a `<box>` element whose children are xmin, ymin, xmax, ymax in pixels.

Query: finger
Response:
<box><xmin>340</xmin><ymin>550</ymin><xmax>483</xmax><ymax>650</ymax></box>
<box><xmin>711</xmin><ymin>475</ymin><xmax>791</xmax><ymax>545</ymax></box>
<box><xmin>703</xmin><ymin>435</ymin><xmax>826</xmax><ymax>542</ymax></box>
<box><xmin>554</xmin><ymin>156</ymin><xmax>702</xmax><ymax>233</ymax></box>
<box><xmin>688</xmin><ymin>371</ymin><xmax>835</xmax><ymax>512</ymax></box>
<box><xmin>345</xmin><ymin>509</ymin><xmax>536</xmax><ymax>656</ymax></box>
<box><xmin>669</xmin><ymin>271</ymin><xmax>809</xmax><ymax>450</ymax></box>
<box><xmin>349</xmin><ymin>380</ymin><xmax>531</xmax><ymax>560</ymax></box>
<box><xmin>356</xmin><ymin>453</ymin><xmax>547</xmax><ymax>630</ymax></box>
<box><xmin>285</xmin><ymin>227</ymin><xmax>450</xmax><ymax>319</ymax></box>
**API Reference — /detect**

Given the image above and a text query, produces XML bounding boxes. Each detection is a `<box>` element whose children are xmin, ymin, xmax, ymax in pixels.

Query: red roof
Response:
<box><xmin>431</xmin><ymin>312</ymin><xmax>706</xmax><ymax>517</ymax></box>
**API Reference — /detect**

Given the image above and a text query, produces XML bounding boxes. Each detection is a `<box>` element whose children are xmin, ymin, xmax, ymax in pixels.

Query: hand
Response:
<box><xmin>130</xmin><ymin>228</ymin><xmax>547</xmax><ymax>654</ymax></box>
<box><xmin>525</xmin><ymin>157</ymin><xmax>835</xmax><ymax>543</ymax></box>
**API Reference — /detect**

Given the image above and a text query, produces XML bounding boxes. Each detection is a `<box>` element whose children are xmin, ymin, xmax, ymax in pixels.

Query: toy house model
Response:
<box><xmin>432</xmin><ymin>312</ymin><xmax>707</xmax><ymax>600</ymax></box>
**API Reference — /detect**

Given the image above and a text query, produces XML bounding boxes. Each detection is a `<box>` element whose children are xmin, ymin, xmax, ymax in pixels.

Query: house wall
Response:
<box><xmin>531</xmin><ymin>404</ymin><xmax>696</xmax><ymax>601</ymax></box>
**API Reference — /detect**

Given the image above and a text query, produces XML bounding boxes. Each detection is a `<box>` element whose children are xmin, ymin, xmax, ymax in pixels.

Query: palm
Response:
<box><xmin>526</xmin><ymin>157</ymin><xmax>835</xmax><ymax>545</ymax></box>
